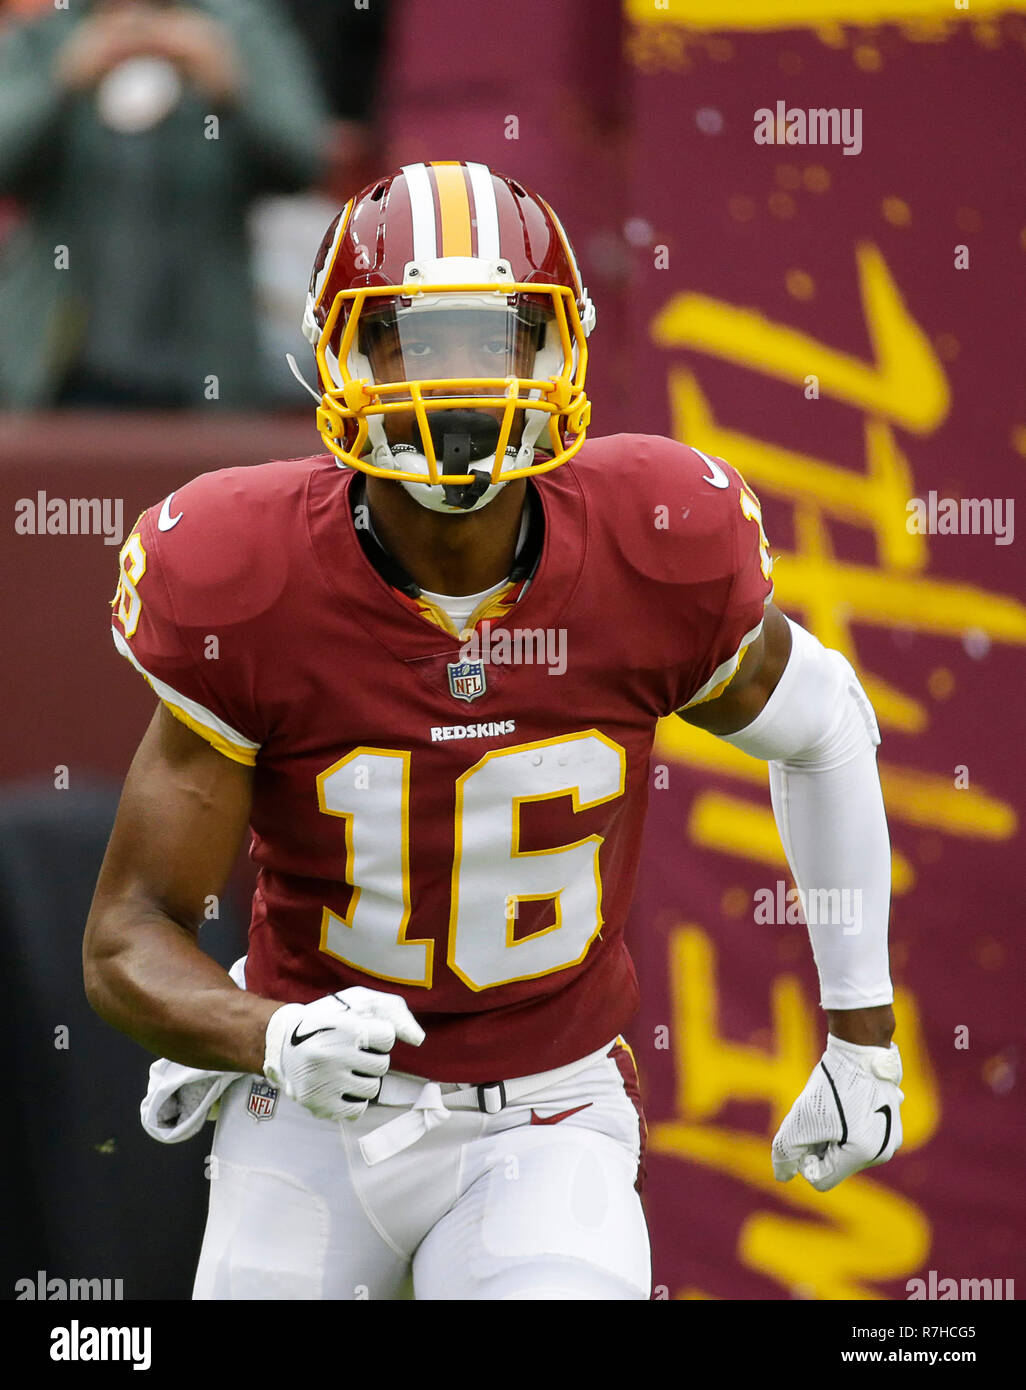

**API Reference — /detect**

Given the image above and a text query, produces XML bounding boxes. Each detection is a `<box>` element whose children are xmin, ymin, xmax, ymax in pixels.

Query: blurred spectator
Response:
<box><xmin>1</xmin><ymin>0</ymin><xmax>54</xmax><ymax>23</ymax></box>
<box><xmin>0</xmin><ymin>0</ymin><xmax>52</xmax><ymax>248</ymax></box>
<box><xmin>277</xmin><ymin>0</ymin><xmax>389</xmax><ymax>201</ymax></box>
<box><xmin>280</xmin><ymin>0</ymin><xmax>387</xmax><ymax>125</ymax></box>
<box><xmin>246</xmin><ymin>2</ymin><xmax>393</xmax><ymax>405</ymax></box>
<box><xmin>0</xmin><ymin>0</ymin><xmax>329</xmax><ymax>410</ymax></box>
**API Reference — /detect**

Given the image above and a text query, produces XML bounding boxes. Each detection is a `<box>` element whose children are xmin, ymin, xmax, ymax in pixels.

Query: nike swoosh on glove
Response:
<box><xmin>263</xmin><ymin>987</ymin><xmax>425</xmax><ymax>1122</ymax></box>
<box><xmin>772</xmin><ymin>1034</ymin><xmax>904</xmax><ymax>1192</ymax></box>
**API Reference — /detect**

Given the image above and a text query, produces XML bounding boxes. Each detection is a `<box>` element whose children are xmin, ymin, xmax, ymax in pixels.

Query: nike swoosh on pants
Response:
<box><xmin>529</xmin><ymin>1103</ymin><xmax>593</xmax><ymax>1126</ymax></box>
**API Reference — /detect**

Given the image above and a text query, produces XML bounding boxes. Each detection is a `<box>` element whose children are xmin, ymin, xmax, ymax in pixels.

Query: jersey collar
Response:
<box><xmin>347</xmin><ymin>472</ymin><xmax>545</xmax><ymax>600</ymax></box>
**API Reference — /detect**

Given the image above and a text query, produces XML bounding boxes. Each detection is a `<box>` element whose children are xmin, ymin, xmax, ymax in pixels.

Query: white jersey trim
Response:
<box><xmin>681</xmin><ymin>613</ymin><xmax>767</xmax><ymax>710</ymax></box>
<box><xmin>112</xmin><ymin>626</ymin><xmax>260</xmax><ymax>760</ymax></box>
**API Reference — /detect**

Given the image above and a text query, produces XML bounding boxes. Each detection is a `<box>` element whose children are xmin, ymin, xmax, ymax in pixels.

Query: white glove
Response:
<box><xmin>772</xmin><ymin>1034</ymin><xmax>904</xmax><ymax>1192</ymax></box>
<box><xmin>263</xmin><ymin>987</ymin><xmax>425</xmax><ymax>1122</ymax></box>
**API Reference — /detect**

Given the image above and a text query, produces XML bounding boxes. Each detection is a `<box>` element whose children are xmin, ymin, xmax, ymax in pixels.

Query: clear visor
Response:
<box><xmin>357</xmin><ymin>301</ymin><xmax>551</xmax><ymax>396</ymax></box>
<box><xmin>314</xmin><ymin>282</ymin><xmax>591</xmax><ymax>484</ymax></box>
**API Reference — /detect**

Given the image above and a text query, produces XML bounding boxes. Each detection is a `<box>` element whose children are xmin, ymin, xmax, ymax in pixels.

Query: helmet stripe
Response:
<box><xmin>432</xmin><ymin>162</ymin><xmax>474</xmax><ymax>258</ymax></box>
<box><xmin>313</xmin><ymin>200</ymin><xmax>353</xmax><ymax>310</ymax></box>
<box><xmin>402</xmin><ymin>162</ymin><xmax>438</xmax><ymax>262</ymax></box>
<box><xmin>539</xmin><ymin>197</ymin><xmax>583</xmax><ymax>299</ymax></box>
<box><xmin>466</xmin><ymin>162</ymin><xmax>500</xmax><ymax>261</ymax></box>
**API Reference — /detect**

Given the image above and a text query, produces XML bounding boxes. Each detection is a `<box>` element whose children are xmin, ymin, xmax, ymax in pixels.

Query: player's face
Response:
<box><xmin>358</xmin><ymin>305</ymin><xmax>548</xmax><ymax>453</ymax></box>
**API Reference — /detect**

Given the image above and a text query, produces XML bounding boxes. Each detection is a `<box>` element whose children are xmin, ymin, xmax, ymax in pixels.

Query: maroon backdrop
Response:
<box><xmin>619</xmin><ymin>7</ymin><xmax>1026</xmax><ymax>1299</ymax></box>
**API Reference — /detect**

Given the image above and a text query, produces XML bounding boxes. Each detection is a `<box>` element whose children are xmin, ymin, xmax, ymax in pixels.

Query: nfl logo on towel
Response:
<box><xmin>447</xmin><ymin>660</ymin><xmax>487</xmax><ymax>702</ymax></box>
<box><xmin>247</xmin><ymin>1079</ymin><xmax>279</xmax><ymax>1121</ymax></box>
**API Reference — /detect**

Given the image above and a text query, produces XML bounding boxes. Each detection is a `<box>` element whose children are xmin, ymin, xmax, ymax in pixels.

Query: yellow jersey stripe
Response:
<box><xmin>160</xmin><ymin>699</ymin><xmax>258</xmax><ymax>766</ymax></box>
<box><xmin>681</xmin><ymin>611</ymin><xmax>769</xmax><ymax>709</ymax></box>
<box><xmin>615</xmin><ymin>1034</ymin><xmax>640</xmax><ymax>1074</ymax></box>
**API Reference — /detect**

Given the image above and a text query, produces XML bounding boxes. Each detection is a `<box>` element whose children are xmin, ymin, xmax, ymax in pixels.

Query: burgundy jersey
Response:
<box><xmin>111</xmin><ymin>434</ymin><xmax>774</xmax><ymax>1081</ymax></box>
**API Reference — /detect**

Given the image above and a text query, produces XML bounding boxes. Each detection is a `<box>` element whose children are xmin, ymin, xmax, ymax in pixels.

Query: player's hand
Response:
<box><xmin>263</xmin><ymin>987</ymin><xmax>425</xmax><ymax>1122</ymax></box>
<box><xmin>772</xmin><ymin>1035</ymin><xmax>904</xmax><ymax>1191</ymax></box>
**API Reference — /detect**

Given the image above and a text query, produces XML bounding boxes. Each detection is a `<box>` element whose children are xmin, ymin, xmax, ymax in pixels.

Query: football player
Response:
<box><xmin>84</xmin><ymin>162</ymin><xmax>903</xmax><ymax>1301</ymax></box>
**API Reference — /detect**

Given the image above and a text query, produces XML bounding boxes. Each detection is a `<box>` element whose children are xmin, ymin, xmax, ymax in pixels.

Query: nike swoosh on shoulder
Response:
<box><xmin>157</xmin><ymin>493</ymin><xmax>183</xmax><ymax>530</ymax></box>
<box><xmin>691</xmin><ymin>448</ymin><xmax>730</xmax><ymax>489</ymax></box>
<box><xmin>529</xmin><ymin>1103</ymin><xmax>593</xmax><ymax>1126</ymax></box>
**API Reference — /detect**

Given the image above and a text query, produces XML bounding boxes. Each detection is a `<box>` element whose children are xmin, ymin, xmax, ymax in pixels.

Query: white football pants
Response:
<box><xmin>193</xmin><ymin>1038</ymin><xmax>651</xmax><ymax>1300</ymax></box>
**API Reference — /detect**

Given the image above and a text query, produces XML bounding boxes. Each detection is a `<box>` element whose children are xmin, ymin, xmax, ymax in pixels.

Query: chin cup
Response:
<box><xmin>429</xmin><ymin>409</ymin><xmax>500</xmax><ymax>465</ymax></box>
<box><xmin>428</xmin><ymin>409</ymin><xmax>502</xmax><ymax>511</ymax></box>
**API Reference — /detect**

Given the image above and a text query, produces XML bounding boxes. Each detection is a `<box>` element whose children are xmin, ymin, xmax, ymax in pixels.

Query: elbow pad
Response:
<box><xmin>720</xmin><ymin>618</ymin><xmax>880</xmax><ymax>767</ymax></box>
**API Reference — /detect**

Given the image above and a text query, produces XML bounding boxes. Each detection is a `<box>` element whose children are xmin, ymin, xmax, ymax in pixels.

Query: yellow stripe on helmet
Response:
<box><xmin>432</xmin><ymin>162</ymin><xmax>473</xmax><ymax>258</ymax></box>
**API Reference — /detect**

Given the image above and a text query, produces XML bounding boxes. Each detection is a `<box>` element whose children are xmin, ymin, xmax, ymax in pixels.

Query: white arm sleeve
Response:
<box><xmin>720</xmin><ymin>617</ymin><xmax>894</xmax><ymax>1010</ymax></box>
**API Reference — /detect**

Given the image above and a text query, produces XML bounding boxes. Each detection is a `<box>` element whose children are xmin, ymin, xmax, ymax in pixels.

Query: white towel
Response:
<box><xmin>139</xmin><ymin>956</ymin><xmax>249</xmax><ymax>1143</ymax></box>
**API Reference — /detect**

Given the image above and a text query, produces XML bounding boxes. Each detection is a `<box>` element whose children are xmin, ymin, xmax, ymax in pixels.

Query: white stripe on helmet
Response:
<box><xmin>465</xmin><ymin>162</ymin><xmax>500</xmax><ymax>260</ymax></box>
<box><xmin>402</xmin><ymin>163</ymin><xmax>438</xmax><ymax>262</ymax></box>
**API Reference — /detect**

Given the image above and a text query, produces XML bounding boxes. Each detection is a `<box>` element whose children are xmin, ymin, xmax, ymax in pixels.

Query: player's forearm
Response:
<box><xmin>825</xmin><ymin>1003</ymin><xmax>895</xmax><ymax>1047</ymax></box>
<box><xmin>766</xmin><ymin>748</ymin><xmax>894</xmax><ymax>1012</ymax></box>
<box><xmin>84</xmin><ymin>902</ymin><xmax>278</xmax><ymax>1074</ymax></box>
<box><xmin>721</xmin><ymin>619</ymin><xmax>895</xmax><ymax>1016</ymax></box>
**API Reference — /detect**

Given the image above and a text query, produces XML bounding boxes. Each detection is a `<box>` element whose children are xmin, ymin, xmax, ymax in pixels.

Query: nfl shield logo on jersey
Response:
<box><xmin>447</xmin><ymin>660</ymin><xmax>487</xmax><ymax>702</ymax></box>
<box><xmin>247</xmin><ymin>1079</ymin><xmax>279</xmax><ymax>1121</ymax></box>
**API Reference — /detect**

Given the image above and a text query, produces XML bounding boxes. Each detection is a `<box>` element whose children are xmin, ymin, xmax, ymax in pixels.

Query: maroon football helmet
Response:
<box><xmin>301</xmin><ymin>162</ymin><xmax>596</xmax><ymax>512</ymax></box>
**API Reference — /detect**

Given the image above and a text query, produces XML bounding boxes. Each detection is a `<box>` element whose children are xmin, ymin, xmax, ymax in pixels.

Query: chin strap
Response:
<box><xmin>437</xmin><ymin>429</ymin><xmax>495</xmax><ymax>510</ymax></box>
<box><xmin>442</xmin><ymin>469</ymin><xmax>493</xmax><ymax>510</ymax></box>
<box><xmin>284</xmin><ymin>353</ymin><xmax>322</xmax><ymax>403</ymax></box>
